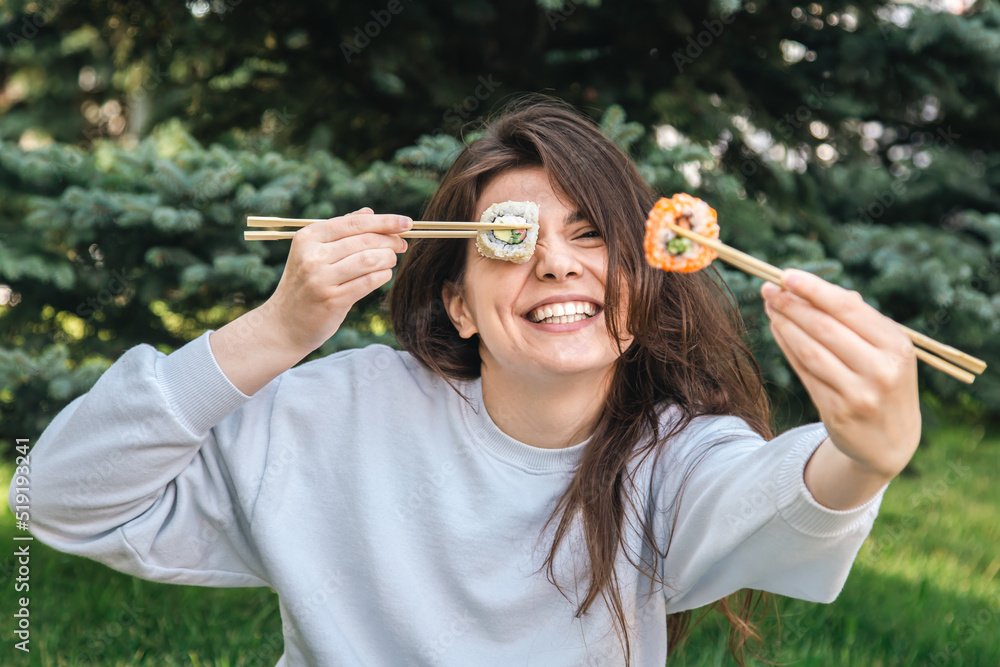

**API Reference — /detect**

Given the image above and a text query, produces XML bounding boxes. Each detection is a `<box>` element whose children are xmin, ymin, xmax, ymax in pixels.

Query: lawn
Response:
<box><xmin>2</xmin><ymin>406</ymin><xmax>997</xmax><ymax>666</ymax></box>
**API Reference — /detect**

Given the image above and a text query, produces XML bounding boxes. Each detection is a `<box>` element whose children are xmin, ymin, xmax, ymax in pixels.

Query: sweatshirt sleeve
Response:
<box><xmin>8</xmin><ymin>331</ymin><xmax>275</xmax><ymax>588</ymax></box>
<box><xmin>654</xmin><ymin>414</ymin><xmax>886</xmax><ymax>613</ymax></box>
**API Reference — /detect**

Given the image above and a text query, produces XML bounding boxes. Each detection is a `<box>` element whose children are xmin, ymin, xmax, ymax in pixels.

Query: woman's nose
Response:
<box><xmin>533</xmin><ymin>238</ymin><xmax>584</xmax><ymax>281</ymax></box>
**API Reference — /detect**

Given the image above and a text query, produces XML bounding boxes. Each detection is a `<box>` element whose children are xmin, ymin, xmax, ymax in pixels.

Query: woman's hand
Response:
<box><xmin>209</xmin><ymin>208</ymin><xmax>411</xmax><ymax>395</ymax></box>
<box><xmin>761</xmin><ymin>269</ymin><xmax>921</xmax><ymax>501</ymax></box>
<box><xmin>263</xmin><ymin>208</ymin><xmax>411</xmax><ymax>355</ymax></box>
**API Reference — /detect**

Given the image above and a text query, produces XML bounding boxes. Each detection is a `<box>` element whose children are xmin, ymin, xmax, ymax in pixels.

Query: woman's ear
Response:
<box><xmin>442</xmin><ymin>282</ymin><xmax>478</xmax><ymax>339</ymax></box>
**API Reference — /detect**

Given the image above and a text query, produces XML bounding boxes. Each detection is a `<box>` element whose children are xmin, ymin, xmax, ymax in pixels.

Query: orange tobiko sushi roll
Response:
<box><xmin>644</xmin><ymin>194</ymin><xmax>719</xmax><ymax>273</ymax></box>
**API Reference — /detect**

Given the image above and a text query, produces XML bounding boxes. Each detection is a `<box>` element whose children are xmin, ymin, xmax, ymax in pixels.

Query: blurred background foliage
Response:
<box><xmin>1</xmin><ymin>0</ymin><xmax>999</xmax><ymax>455</ymax></box>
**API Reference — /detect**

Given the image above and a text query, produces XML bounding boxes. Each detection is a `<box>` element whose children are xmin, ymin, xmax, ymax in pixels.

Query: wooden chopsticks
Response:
<box><xmin>243</xmin><ymin>214</ymin><xmax>985</xmax><ymax>383</ymax></box>
<box><xmin>660</xmin><ymin>218</ymin><xmax>987</xmax><ymax>385</ymax></box>
<box><xmin>244</xmin><ymin>216</ymin><xmax>523</xmax><ymax>240</ymax></box>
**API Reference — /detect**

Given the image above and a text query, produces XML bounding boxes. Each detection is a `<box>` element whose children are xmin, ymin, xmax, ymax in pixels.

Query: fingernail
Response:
<box><xmin>398</xmin><ymin>216</ymin><xmax>412</xmax><ymax>230</ymax></box>
<box><xmin>783</xmin><ymin>270</ymin><xmax>801</xmax><ymax>289</ymax></box>
<box><xmin>761</xmin><ymin>282</ymin><xmax>779</xmax><ymax>298</ymax></box>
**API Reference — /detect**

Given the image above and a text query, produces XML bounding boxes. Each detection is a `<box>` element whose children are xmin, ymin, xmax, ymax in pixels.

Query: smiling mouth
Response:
<box><xmin>527</xmin><ymin>301</ymin><xmax>601</xmax><ymax>325</ymax></box>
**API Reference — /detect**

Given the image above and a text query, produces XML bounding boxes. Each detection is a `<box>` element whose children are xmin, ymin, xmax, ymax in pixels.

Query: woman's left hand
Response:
<box><xmin>761</xmin><ymin>268</ymin><xmax>921</xmax><ymax>480</ymax></box>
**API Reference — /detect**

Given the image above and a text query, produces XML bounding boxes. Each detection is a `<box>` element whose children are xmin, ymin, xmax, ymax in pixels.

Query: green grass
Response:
<box><xmin>672</xmin><ymin>413</ymin><xmax>1000</xmax><ymax>667</ymax></box>
<box><xmin>2</xmin><ymin>409</ymin><xmax>998</xmax><ymax>666</ymax></box>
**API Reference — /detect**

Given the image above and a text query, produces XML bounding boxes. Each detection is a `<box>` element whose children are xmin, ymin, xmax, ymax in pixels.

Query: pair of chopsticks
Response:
<box><xmin>243</xmin><ymin>215</ymin><xmax>986</xmax><ymax>383</ymax></box>
<box><xmin>662</xmin><ymin>219</ymin><xmax>987</xmax><ymax>384</ymax></box>
<box><xmin>243</xmin><ymin>216</ymin><xmax>524</xmax><ymax>240</ymax></box>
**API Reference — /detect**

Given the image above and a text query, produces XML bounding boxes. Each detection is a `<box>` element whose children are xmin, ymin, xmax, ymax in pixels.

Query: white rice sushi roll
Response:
<box><xmin>475</xmin><ymin>200</ymin><xmax>540</xmax><ymax>264</ymax></box>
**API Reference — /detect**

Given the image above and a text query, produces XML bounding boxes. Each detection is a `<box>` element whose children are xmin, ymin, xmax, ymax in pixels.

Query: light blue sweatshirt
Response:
<box><xmin>10</xmin><ymin>331</ymin><xmax>886</xmax><ymax>666</ymax></box>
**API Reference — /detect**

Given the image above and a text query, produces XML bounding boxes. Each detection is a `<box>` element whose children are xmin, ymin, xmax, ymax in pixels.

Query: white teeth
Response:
<box><xmin>528</xmin><ymin>301</ymin><xmax>599</xmax><ymax>323</ymax></box>
<box><xmin>533</xmin><ymin>312</ymin><xmax>592</xmax><ymax>325</ymax></box>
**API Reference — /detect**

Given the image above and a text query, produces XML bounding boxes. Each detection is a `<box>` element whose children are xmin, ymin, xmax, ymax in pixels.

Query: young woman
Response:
<box><xmin>13</xmin><ymin>97</ymin><xmax>920</xmax><ymax>666</ymax></box>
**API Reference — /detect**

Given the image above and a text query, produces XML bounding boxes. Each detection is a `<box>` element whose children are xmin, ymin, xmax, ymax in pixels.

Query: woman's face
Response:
<box><xmin>443</xmin><ymin>167</ymin><xmax>631</xmax><ymax>383</ymax></box>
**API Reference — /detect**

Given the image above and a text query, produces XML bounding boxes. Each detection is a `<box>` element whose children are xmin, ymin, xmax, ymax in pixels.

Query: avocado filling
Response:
<box><xmin>491</xmin><ymin>215</ymin><xmax>528</xmax><ymax>245</ymax></box>
<box><xmin>666</xmin><ymin>236</ymin><xmax>692</xmax><ymax>255</ymax></box>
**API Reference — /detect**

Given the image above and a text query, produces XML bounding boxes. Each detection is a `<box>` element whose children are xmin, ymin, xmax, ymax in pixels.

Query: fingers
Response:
<box><xmin>336</xmin><ymin>266</ymin><xmax>396</xmax><ymax>302</ymax></box>
<box><xmin>292</xmin><ymin>210</ymin><xmax>409</xmax><ymax>265</ymax></box>
<box><xmin>324</xmin><ymin>246</ymin><xmax>401</xmax><ymax>287</ymax></box>
<box><xmin>772</xmin><ymin>269</ymin><xmax>901</xmax><ymax>350</ymax></box>
<box><xmin>288</xmin><ymin>242</ymin><xmax>400</xmax><ymax>294</ymax></box>
<box><xmin>763</xmin><ymin>285</ymin><xmax>881</xmax><ymax>377</ymax></box>
<box><xmin>767</xmin><ymin>302</ymin><xmax>864</xmax><ymax>407</ymax></box>
<box><xmin>769</xmin><ymin>316</ymin><xmax>841</xmax><ymax>413</ymax></box>
<box><xmin>761</xmin><ymin>271</ymin><xmax>915</xmax><ymax>379</ymax></box>
<box><xmin>345</xmin><ymin>227</ymin><xmax>407</xmax><ymax>258</ymax></box>
<box><xmin>303</xmin><ymin>210</ymin><xmax>413</xmax><ymax>245</ymax></box>
<box><xmin>277</xmin><ymin>208</ymin><xmax>408</xmax><ymax>302</ymax></box>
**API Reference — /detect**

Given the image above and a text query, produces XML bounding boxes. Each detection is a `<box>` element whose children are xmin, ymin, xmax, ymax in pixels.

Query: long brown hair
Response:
<box><xmin>389</xmin><ymin>95</ymin><xmax>777</xmax><ymax>664</ymax></box>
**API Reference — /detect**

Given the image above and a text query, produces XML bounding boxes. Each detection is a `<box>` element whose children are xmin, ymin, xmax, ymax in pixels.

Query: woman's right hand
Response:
<box><xmin>209</xmin><ymin>208</ymin><xmax>410</xmax><ymax>395</ymax></box>
<box><xmin>263</xmin><ymin>208</ymin><xmax>411</xmax><ymax>355</ymax></box>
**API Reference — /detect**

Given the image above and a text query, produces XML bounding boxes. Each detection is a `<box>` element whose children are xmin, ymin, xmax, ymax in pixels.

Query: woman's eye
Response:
<box><xmin>577</xmin><ymin>230</ymin><xmax>601</xmax><ymax>239</ymax></box>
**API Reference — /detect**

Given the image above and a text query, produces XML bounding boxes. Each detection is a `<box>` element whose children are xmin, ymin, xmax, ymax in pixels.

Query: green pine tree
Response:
<box><xmin>3</xmin><ymin>0</ymin><xmax>999</xmax><ymax>455</ymax></box>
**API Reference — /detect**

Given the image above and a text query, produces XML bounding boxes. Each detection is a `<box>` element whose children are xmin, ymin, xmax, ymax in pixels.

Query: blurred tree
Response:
<box><xmin>1</xmin><ymin>0</ymin><xmax>999</xmax><ymax>454</ymax></box>
<box><xmin>0</xmin><ymin>120</ymin><xmax>463</xmax><ymax>440</ymax></box>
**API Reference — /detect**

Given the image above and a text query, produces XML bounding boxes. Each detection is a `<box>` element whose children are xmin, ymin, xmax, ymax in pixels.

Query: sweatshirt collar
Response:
<box><xmin>457</xmin><ymin>376</ymin><xmax>589</xmax><ymax>473</ymax></box>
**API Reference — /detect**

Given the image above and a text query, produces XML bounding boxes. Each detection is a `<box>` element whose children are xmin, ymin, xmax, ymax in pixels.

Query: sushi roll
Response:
<box><xmin>644</xmin><ymin>194</ymin><xmax>719</xmax><ymax>273</ymax></box>
<box><xmin>475</xmin><ymin>200</ymin><xmax>540</xmax><ymax>264</ymax></box>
